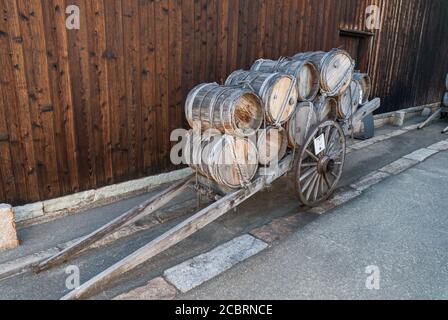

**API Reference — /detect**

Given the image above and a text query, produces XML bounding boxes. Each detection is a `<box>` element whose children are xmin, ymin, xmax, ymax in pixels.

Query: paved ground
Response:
<box><xmin>182</xmin><ymin>151</ymin><xmax>448</xmax><ymax>300</ymax></box>
<box><xmin>0</xmin><ymin>118</ymin><xmax>447</xmax><ymax>300</ymax></box>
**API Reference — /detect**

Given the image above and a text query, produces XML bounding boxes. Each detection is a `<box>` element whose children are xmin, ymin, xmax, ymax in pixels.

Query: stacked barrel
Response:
<box><xmin>184</xmin><ymin>48</ymin><xmax>372</xmax><ymax>189</ymax></box>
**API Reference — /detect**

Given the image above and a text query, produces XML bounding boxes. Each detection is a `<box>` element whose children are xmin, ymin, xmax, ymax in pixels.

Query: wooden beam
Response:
<box><xmin>339</xmin><ymin>29</ymin><xmax>375</xmax><ymax>38</ymax></box>
<box><xmin>352</xmin><ymin>98</ymin><xmax>381</xmax><ymax>126</ymax></box>
<box><xmin>61</xmin><ymin>156</ymin><xmax>293</xmax><ymax>300</ymax></box>
<box><xmin>34</xmin><ymin>175</ymin><xmax>194</xmax><ymax>274</ymax></box>
<box><xmin>418</xmin><ymin>109</ymin><xmax>442</xmax><ymax>130</ymax></box>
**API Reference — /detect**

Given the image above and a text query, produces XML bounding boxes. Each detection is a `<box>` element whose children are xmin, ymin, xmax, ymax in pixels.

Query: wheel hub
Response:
<box><xmin>318</xmin><ymin>156</ymin><xmax>334</xmax><ymax>174</ymax></box>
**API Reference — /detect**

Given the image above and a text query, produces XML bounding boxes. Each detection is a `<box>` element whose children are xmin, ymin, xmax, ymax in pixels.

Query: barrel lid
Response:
<box><xmin>321</xmin><ymin>50</ymin><xmax>354</xmax><ymax>96</ymax></box>
<box><xmin>266</xmin><ymin>74</ymin><xmax>298</xmax><ymax>124</ymax></box>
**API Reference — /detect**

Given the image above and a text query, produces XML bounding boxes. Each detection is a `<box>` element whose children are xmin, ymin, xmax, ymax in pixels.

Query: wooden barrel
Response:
<box><xmin>185</xmin><ymin>83</ymin><xmax>263</xmax><ymax>137</ymax></box>
<box><xmin>443</xmin><ymin>92</ymin><xmax>448</xmax><ymax>107</ymax></box>
<box><xmin>353</xmin><ymin>73</ymin><xmax>371</xmax><ymax>104</ymax></box>
<box><xmin>225</xmin><ymin>70</ymin><xmax>298</xmax><ymax>125</ymax></box>
<box><xmin>185</xmin><ymin>131</ymin><xmax>258</xmax><ymax>189</ymax></box>
<box><xmin>251</xmin><ymin>58</ymin><xmax>320</xmax><ymax>102</ymax></box>
<box><xmin>293</xmin><ymin>49</ymin><xmax>354</xmax><ymax>96</ymax></box>
<box><xmin>257</xmin><ymin>126</ymin><xmax>288</xmax><ymax>166</ymax></box>
<box><xmin>336</xmin><ymin>80</ymin><xmax>361</xmax><ymax>120</ymax></box>
<box><xmin>286</xmin><ymin>102</ymin><xmax>318</xmax><ymax>148</ymax></box>
<box><xmin>313</xmin><ymin>95</ymin><xmax>338</xmax><ymax>122</ymax></box>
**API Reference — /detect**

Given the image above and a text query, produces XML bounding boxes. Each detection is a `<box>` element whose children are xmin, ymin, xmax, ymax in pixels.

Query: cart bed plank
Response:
<box><xmin>35</xmin><ymin>175</ymin><xmax>194</xmax><ymax>274</ymax></box>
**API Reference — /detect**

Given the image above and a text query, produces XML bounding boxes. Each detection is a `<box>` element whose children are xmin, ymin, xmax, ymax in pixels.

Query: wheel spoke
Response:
<box><xmin>306</xmin><ymin>174</ymin><xmax>319</xmax><ymax>201</ymax></box>
<box><xmin>305</xmin><ymin>149</ymin><xmax>319</xmax><ymax>162</ymax></box>
<box><xmin>300</xmin><ymin>167</ymin><xmax>317</xmax><ymax>183</ymax></box>
<box><xmin>324</xmin><ymin>126</ymin><xmax>331</xmax><ymax>146</ymax></box>
<box><xmin>313</xmin><ymin>175</ymin><xmax>321</xmax><ymax>201</ymax></box>
<box><xmin>319</xmin><ymin>175</ymin><xmax>326</xmax><ymax>195</ymax></box>
<box><xmin>323</xmin><ymin>172</ymin><xmax>332</xmax><ymax>189</ymax></box>
<box><xmin>301</xmin><ymin>162</ymin><xmax>318</xmax><ymax>168</ymax></box>
<box><xmin>302</xmin><ymin>170</ymin><xmax>318</xmax><ymax>191</ymax></box>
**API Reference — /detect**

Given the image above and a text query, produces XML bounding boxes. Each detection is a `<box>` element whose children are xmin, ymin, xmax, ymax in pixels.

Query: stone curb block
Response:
<box><xmin>379</xmin><ymin>158</ymin><xmax>419</xmax><ymax>175</ymax></box>
<box><xmin>350</xmin><ymin>171</ymin><xmax>391</xmax><ymax>192</ymax></box>
<box><xmin>427</xmin><ymin>140</ymin><xmax>448</xmax><ymax>152</ymax></box>
<box><xmin>328</xmin><ymin>189</ymin><xmax>362</xmax><ymax>207</ymax></box>
<box><xmin>403</xmin><ymin>148</ymin><xmax>439</xmax><ymax>162</ymax></box>
<box><xmin>113</xmin><ymin>277</ymin><xmax>178</xmax><ymax>300</ymax></box>
<box><xmin>14</xmin><ymin>202</ymin><xmax>44</xmax><ymax>223</ymax></box>
<box><xmin>164</xmin><ymin>235</ymin><xmax>268</xmax><ymax>293</ymax></box>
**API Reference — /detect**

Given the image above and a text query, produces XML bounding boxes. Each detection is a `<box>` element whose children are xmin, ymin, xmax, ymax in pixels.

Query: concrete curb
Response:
<box><xmin>372</xmin><ymin>103</ymin><xmax>440</xmax><ymax>128</ymax></box>
<box><xmin>112</xmin><ymin>139</ymin><xmax>447</xmax><ymax>300</ymax></box>
<box><xmin>13</xmin><ymin>168</ymin><xmax>193</xmax><ymax>227</ymax></box>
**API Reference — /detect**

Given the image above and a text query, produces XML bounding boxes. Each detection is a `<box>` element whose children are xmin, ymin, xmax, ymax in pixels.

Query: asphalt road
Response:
<box><xmin>182</xmin><ymin>151</ymin><xmax>448</xmax><ymax>300</ymax></box>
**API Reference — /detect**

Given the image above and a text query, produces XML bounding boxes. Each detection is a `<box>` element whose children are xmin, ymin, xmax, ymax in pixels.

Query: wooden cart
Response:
<box><xmin>34</xmin><ymin>99</ymin><xmax>381</xmax><ymax>300</ymax></box>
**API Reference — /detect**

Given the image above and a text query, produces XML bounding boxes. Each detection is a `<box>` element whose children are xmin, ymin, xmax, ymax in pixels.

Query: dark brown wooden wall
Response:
<box><xmin>0</xmin><ymin>0</ymin><xmax>447</xmax><ymax>205</ymax></box>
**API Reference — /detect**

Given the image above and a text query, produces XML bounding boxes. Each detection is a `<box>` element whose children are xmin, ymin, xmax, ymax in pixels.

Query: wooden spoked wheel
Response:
<box><xmin>295</xmin><ymin>120</ymin><xmax>346</xmax><ymax>207</ymax></box>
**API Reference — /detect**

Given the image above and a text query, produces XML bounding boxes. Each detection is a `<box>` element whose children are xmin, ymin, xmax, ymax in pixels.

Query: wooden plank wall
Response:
<box><xmin>0</xmin><ymin>0</ymin><xmax>447</xmax><ymax>205</ymax></box>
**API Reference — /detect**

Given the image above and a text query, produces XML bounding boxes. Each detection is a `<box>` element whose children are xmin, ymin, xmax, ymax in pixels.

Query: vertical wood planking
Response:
<box><xmin>168</xmin><ymin>0</ymin><xmax>183</xmax><ymax>161</ymax></box>
<box><xmin>139</xmin><ymin>0</ymin><xmax>157</xmax><ymax>175</ymax></box>
<box><xmin>226</xmin><ymin>0</ymin><xmax>239</xmax><ymax>74</ymax></box>
<box><xmin>256</xmin><ymin>0</ymin><xmax>267</xmax><ymax>59</ymax></box>
<box><xmin>216</xmin><ymin>0</ymin><xmax>229</xmax><ymax>83</ymax></box>
<box><xmin>122</xmin><ymin>0</ymin><xmax>142</xmax><ymax>179</ymax></box>
<box><xmin>104</xmin><ymin>0</ymin><xmax>128</xmax><ymax>181</ymax></box>
<box><xmin>1</xmin><ymin>0</ymin><xmax>448</xmax><ymax>204</ymax></box>
<box><xmin>154</xmin><ymin>0</ymin><xmax>170</xmax><ymax>169</ymax></box>
<box><xmin>205</xmin><ymin>0</ymin><xmax>218</xmax><ymax>81</ymax></box>
<box><xmin>66</xmin><ymin>0</ymin><xmax>97</xmax><ymax>190</ymax></box>
<box><xmin>85</xmin><ymin>0</ymin><xmax>109</xmax><ymax>186</ymax></box>
<box><xmin>0</xmin><ymin>0</ymin><xmax>25</xmax><ymax>202</ymax></box>
<box><xmin>16</xmin><ymin>0</ymin><xmax>60</xmax><ymax>199</ymax></box>
<box><xmin>5</xmin><ymin>0</ymin><xmax>43</xmax><ymax>202</ymax></box>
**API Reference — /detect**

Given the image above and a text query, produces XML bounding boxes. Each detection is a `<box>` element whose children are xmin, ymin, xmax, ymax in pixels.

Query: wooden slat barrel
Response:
<box><xmin>353</xmin><ymin>73</ymin><xmax>371</xmax><ymax>104</ymax></box>
<box><xmin>336</xmin><ymin>81</ymin><xmax>361</xmax><ymax>120</ymax></box>
<box><xmin>251</xmin><ymin>58</ymin><xmax>320</xmax><ymax>102</ymax></box>
<box><xmin>286</xmin><ymin>102</ymin><xmax>318</xmax><ymax>148</ymax></box>
<box><xmin>185</xmin><ymin>83</ymin><xmax>263</xmax><ymax>136</ymax></box>
<box><xmin>313</xmin><ymin>95</ymin><xmax>338</xmax><ymax>122</ymax></box>
<box><xmin>293</xmin><ymin>49</ymin><xmax>354</xmax><ymax>97</ymax></box>
<box><xmin>443</xmin><ymin>92</ymin><xmax>448</xmax><ymax>107</ymax></box>
<box><xmin>185</xmin><ymin>131</ymin><xmax>258</xmax><ymax>189</ymax></box>
<box><xmin>225</xmin><ymin>70</ymin><xmax>298</xmax><ymax>125</ymax></box>
<box><xmin>257</xmin><ymin>126</ymin><xmax>288</xmax><ymax>166</ymax></box>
